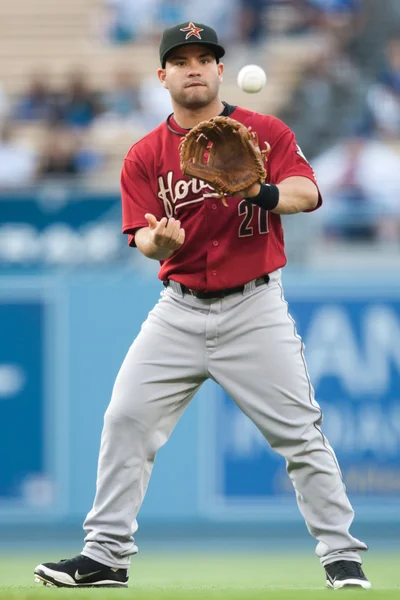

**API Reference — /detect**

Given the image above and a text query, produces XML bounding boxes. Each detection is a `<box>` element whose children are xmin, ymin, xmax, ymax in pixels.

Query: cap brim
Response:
<box><xmin>162</xmin><ymin>42</ymin><xmax>225</xmax><ymax>67</ymax></box>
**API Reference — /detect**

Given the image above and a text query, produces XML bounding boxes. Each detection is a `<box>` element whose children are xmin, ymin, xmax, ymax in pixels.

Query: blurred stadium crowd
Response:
<box><xmin>1</xmin><ymin>0</ymin><xmax>400</xmax><ymax>260</ymax></box>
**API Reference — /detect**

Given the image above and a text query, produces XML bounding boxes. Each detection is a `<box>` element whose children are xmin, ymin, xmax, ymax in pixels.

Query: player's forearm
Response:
<box><xmin>243</xmin><ymin>176</ymin><xmax>319</xmax><ymax>215</ymax></box>
<box><xmin>134</xmin><ymin>227</ymin><xmax>176</xmax><ymax>260</ymax></box>
<box><xmin>273</xmin><ymin>176</ymin><xmax>319</xmax><ymax>214</ymax></box>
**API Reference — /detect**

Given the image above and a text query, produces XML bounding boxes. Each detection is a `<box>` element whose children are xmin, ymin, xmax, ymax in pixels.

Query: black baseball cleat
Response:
<box><xmin>325</xmin><ymin>560</ymin><xmax>371</xmax><ymax>590</ymax></box>
<box><xmin>34</xmin><ymin>554</ymin><xmax>128</xmax><ymax>588</ymax></box>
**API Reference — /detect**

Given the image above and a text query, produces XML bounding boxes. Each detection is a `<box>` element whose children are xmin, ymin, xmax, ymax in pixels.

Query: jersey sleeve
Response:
<box><xmin>267</xmin><ymin>119</ymin><xmax>322</xmax><ymax>211</ymax></box>
<box><xmin>121</xmin><ymin>155</ymin><xmax>164</xmax><ymax>247</ymax></box>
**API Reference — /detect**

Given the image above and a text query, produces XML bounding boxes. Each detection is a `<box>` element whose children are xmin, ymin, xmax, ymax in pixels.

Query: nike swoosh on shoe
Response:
<box><xmin>75</xmin><ymin>570</ymin><xmax>102</xmax><ymax>581</ymax></box>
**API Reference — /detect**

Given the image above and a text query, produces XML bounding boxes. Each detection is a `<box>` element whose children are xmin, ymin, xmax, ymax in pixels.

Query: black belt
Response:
<box><xmin>163</xmin><ymin>274</ymin><xmax>269</xmax><ymax>299</ymax></box>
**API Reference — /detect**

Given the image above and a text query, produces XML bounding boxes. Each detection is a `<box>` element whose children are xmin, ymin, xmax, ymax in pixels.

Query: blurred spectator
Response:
<box><xmin>138</xmin><ymin>75</ymin><xmax>173</xmax><ymax>130</ymax></box>
<box><xmin>101</xmin><ymin>69</ymin><xmax>142</xmax><ymax>119</ymax></box>
<box><xmin>379</xmin><ymin>37</ymin><xmax>400</xmax><ymax>93</ymax></box>
<box><xmin>37</xmin><ymin>126</ymin><xmax>102</xmax><ymax>180</ymax></box>
<box><xmin>13</xmin><ymin>72</ymin><xmax>56</xmax><ymax>121</ymax></box>
<box><xmin>98</xmin><ymin>0</ymin><xmax>240</xmax><ymax>44</ymax></box>
<box><xmin>100</xmin><ymin>0</ymin><xmax>159</xmax><ymax>44</ymax></box>
<box><xmin>312</xmin><ymin>131</ymin><xmax>400</xmax><ymax>242</ymax></box>
<box><xmin>308</xmin><ymin>0</ymin><xmax>361</xmax><ymax>13</ymax></box>
<box><xmin>0</xmin><ymin>121</ymin><xmax>37</xmax><ymax>188</ymax></box>
<box><xmin>55</xmin><ymin>70</ymin><xmax>103</xmax><ymax>129</ymax></box>
<box><xmin>239</xmin><ymin>0</ymin><xmax>270</xmax><ymax>43</ymax></box>
<box><xmin>282</xmin><ymin>41</ymin><xmax>365</xmax><ymax>158</ymax></box>
<box><xmin>307</xmin><ymin>0</ymin><xmax>365</xmax><ymax>47</ymax></box>
<box><xmin>75</xmin><ymin>133</ymin><xmax>105</xmax><ymax>174</ymax></box>
<box><xmin>158</xmin><ymin>0</ymin><xmax>185</xmax><ymax>28</ymax></box>
<box><xmin>268</xmin><ymin>0</ymin><xmax>318</xmax><ymax>36</ymax></box>
<box><xmin>37</xmin><ymin>127</ymin><xmax>80</xmax><ymax>179</ymax></box>
<box><xmin>306</xmin><ymin>0</ymin><xmax>363</xmax><ymax>29</ymax></box>
<box><xmin>350</xmin><ymin>0</ymin><xmax>400</xmax><ymax>75</ymax></box>
<box><xmin>0</xmin><ymin>82</ymin><xmax>8</xmax><ymax>120</ymax></box>
<box><xmin>366</xmin><ymin>37</ymin><xmax>400</xmax><ymax>138</ymax></box>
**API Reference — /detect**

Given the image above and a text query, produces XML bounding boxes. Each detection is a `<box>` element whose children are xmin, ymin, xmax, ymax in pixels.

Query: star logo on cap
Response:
<box><xmin>180</xmin><ymin>22</ymin><xmax>204</xmax><ymax>40</ymax></box>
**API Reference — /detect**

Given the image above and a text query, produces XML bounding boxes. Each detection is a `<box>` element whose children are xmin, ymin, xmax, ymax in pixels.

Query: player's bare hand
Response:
<box><xmin>145</xmin><ymin>214</ymin><xmax>185</xmax><ymax>250</ymax></box>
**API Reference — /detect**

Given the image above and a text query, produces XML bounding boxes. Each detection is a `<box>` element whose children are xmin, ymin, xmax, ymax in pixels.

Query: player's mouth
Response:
<box><xmin>185</xmin><ymin>82</ymin><xmax>206</xmax><ymax>88</ymax></box>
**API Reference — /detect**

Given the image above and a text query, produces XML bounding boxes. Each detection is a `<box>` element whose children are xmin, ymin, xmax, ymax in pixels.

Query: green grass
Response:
<box><xmin>0</xmin><ymin>551</ymin><xmax>398</xmax><ymax>599</ymax></box>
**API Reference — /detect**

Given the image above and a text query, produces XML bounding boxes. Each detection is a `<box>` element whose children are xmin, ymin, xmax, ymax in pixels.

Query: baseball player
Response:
<box><xmin>34</xmin><ymin>22</ymin><xmax>371</xmax><ymax>590</ymax></box>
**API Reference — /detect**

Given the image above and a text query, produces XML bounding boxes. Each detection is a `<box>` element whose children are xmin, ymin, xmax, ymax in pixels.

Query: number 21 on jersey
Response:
<box><xmin>238</xmin><ymin>200</ymin><xmax>269</xmax><ymax>237</ymax></box>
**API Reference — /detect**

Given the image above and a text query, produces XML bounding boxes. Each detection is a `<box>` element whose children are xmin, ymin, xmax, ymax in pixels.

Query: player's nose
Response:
<box><xmin>186</xmin><ymin>63</ymin><xmax>202</xmax><ymax>77</ymax></box>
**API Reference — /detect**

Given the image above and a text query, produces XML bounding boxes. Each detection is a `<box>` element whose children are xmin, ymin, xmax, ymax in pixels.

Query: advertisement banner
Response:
<box><xmin>0</xmin><ymin>191</ymin><xmax>123</xmax><ymax>267</ymax></box>
<box><xmin>0</xmin><ymin>281</ymin><xmax>68</xmax><ymax>520</ymax></box>
<box><xmin>200</xmin><ymin>284</ymin><xmax>400</xmax><ymax>520</ymax></box>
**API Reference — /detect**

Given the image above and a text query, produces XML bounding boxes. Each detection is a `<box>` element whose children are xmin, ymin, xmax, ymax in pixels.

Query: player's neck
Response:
<box><xmin>172</xmin><ymin>99</ymin><xmax>225</xmax><ymax>129</ymax></box>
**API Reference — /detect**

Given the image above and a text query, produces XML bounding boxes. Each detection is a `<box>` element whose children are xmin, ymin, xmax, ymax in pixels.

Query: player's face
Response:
<box><xmin>158</xmin><ymin>45</ymin><xmax>224</xmax><ymax>109</ymax></box>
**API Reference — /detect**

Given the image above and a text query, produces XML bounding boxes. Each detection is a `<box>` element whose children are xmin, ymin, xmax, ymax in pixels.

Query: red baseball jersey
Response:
<box><xmin>121</xmin><ymin>104</ymin><xmax>321</xmax><ymax>291</ymax></box>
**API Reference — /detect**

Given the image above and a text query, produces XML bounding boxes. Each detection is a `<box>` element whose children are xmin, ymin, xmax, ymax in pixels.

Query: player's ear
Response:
<box><xmin>218</xmin><ymin>62</ymin><xmax>224</xmax><ymax>83</ymax></box>
<box><xmin>158</xmin><ymin>68</ymin><xmax>168</xmax><ymax>88</ymax></box>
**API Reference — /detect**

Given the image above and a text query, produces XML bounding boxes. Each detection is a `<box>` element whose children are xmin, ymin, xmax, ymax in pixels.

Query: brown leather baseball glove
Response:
<box><xmin>179</xmin><ymin>116</ymin><xmax>270</xmax><ymax>205</ymax></box>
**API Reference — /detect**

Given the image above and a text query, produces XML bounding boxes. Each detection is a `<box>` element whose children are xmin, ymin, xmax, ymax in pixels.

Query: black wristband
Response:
<box><xmin>245</xmin><ymin>184</ymin><xmax>279</xmax><ymax>211</ymax></box>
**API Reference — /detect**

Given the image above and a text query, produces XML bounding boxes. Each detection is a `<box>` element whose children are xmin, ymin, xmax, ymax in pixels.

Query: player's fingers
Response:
<box><xmin>145</xmin><ymin>213</ymin><xmax>159</xmax><ymax>229</ymax></box>
<box><xmin>153</xmin><ymin>217</ymin><xmax>168</xmax><ymax>233</ymax></box>
<box><xmin>177</xmin><ymin>228</ymin><xmax>185</xmax><ymax>245</ymax></box>
<box><xmin>170</xmin><ymin>220</ymin><xmax>182</xmax><ymax>241</ymax></box>
<box><xmin>163</xmin><ymin>218</ymin><xmax>177</xmax><ymax>239</ymax></box>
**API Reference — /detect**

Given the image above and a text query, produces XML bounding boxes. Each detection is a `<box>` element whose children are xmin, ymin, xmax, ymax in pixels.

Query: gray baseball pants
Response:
<box><xmin>82</xmin><ymin>269</ymin><xmax>367</xmax><ymax>568</ymax></box>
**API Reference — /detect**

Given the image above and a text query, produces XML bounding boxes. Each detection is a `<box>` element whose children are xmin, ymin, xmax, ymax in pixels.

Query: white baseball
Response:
<box><xmin>237</xmin><ymin>65</ymin><xmax>267</xmax><ymax>94</ymax></box>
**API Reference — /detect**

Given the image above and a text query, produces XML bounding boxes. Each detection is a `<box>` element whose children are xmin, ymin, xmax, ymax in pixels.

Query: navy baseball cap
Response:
<box><xmin>159</xmin><ymin>22</ymin><xmax>225</xmax><ymax>68</ymax></box>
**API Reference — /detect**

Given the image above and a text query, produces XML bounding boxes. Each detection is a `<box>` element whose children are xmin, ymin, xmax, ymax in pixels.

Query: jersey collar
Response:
<box><xmin>166</xmin><ymin>101</ymin><xmax>236</xmax><ymax>136</ymax></box>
